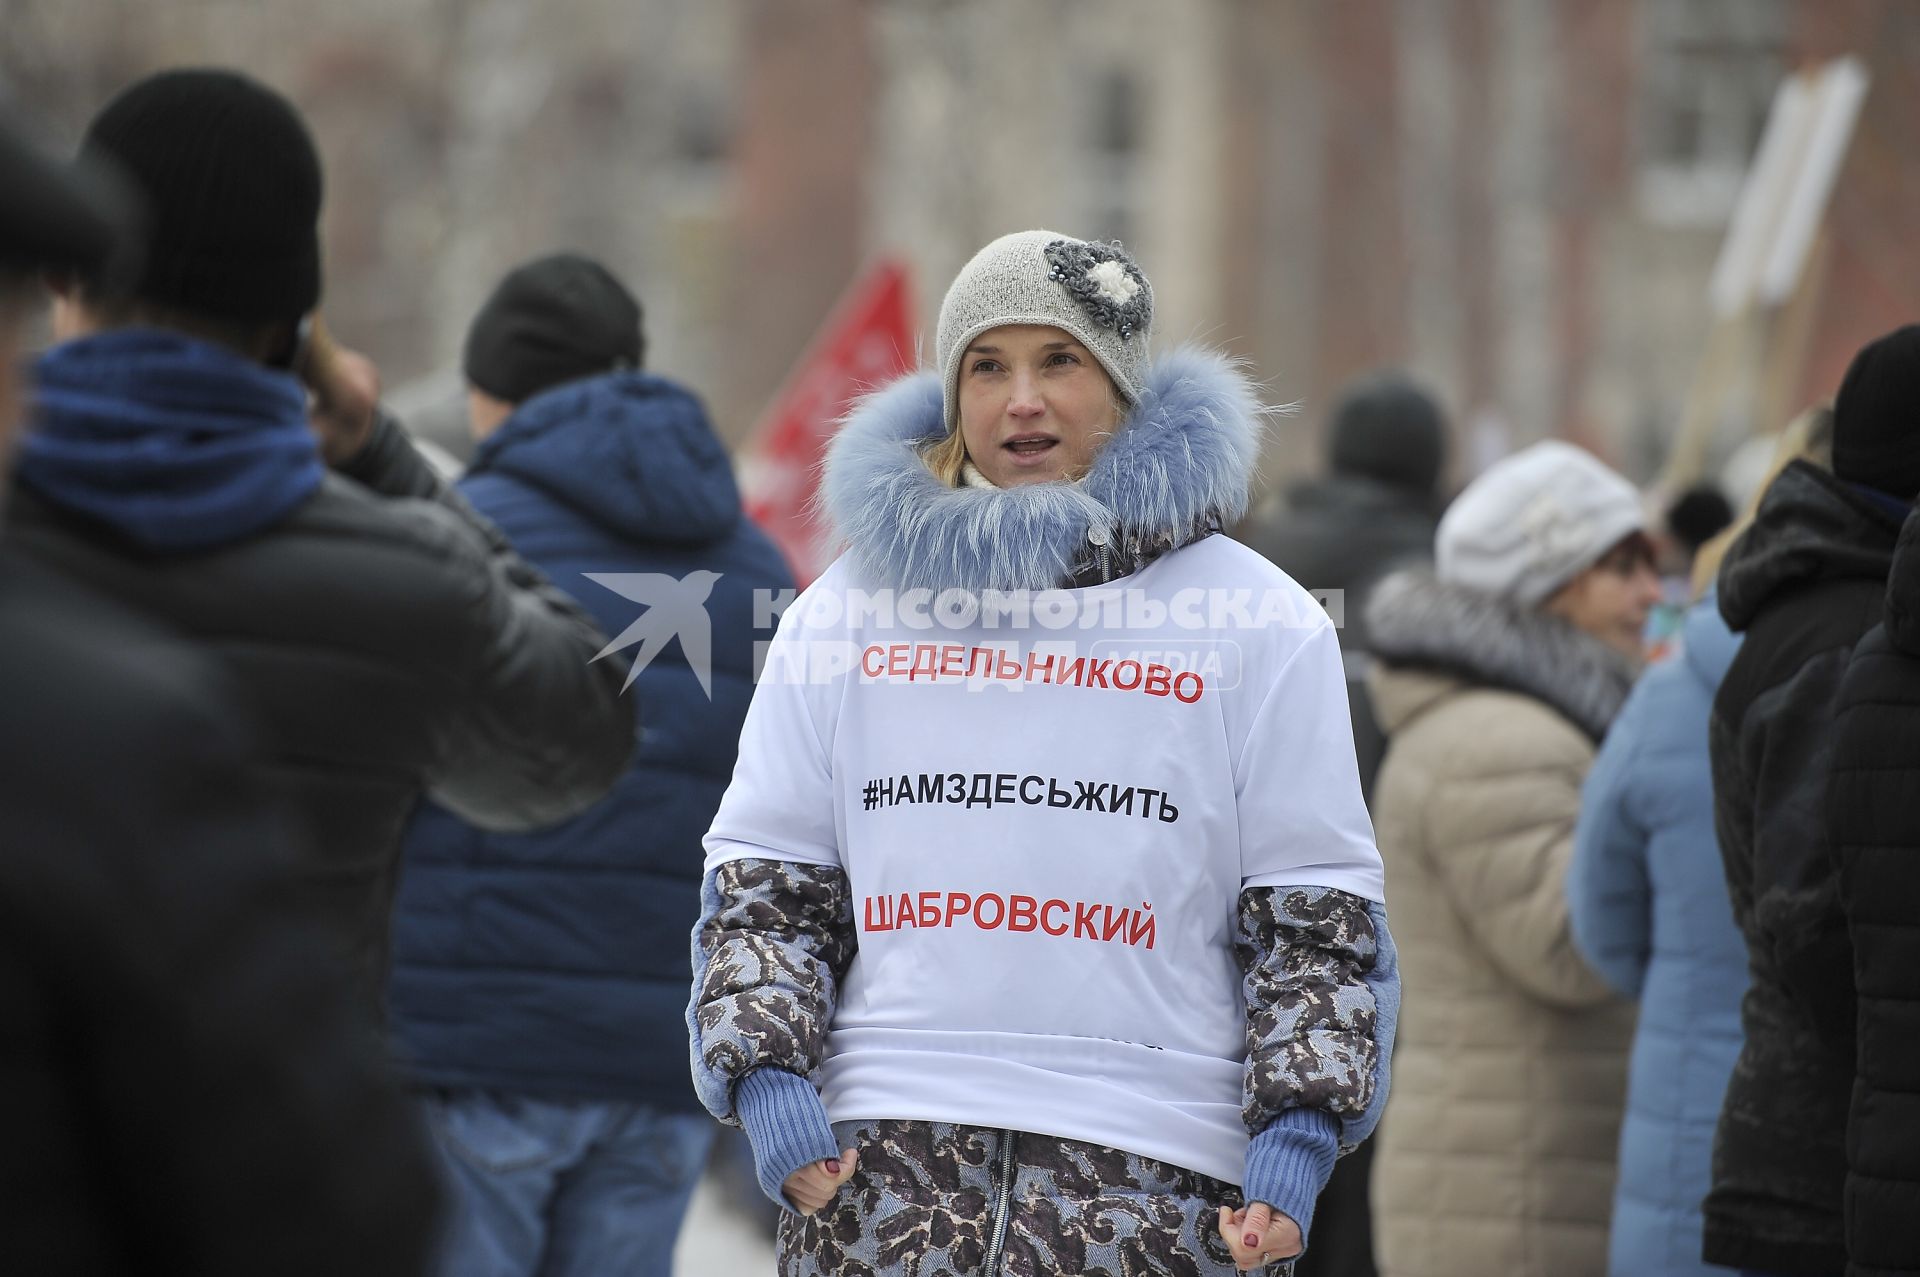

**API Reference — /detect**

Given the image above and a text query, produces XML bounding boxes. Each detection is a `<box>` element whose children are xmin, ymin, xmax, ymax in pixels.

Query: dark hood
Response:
<box><xmin>1882</xmin><ymin>506</ymin><xmax>1920</xmax><ymax>657</ymax></box>
<box><xmin>468</xmin><ymin>372</ymin><xmax>740</xmax><ymax>544</ymax></box>
<box><xmin>1718</xmin><ymin>460</ymin><xmax>1902</xmax><ymax>633</ymax></box>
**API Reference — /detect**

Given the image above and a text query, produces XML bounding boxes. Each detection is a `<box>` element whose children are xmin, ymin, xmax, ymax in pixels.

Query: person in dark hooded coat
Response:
<box><xmin>1705</xmin><ymin>326</ymin><xmax>1920</xmax><ymax>1276</ymax></box>
<box><xmin>390</xmin><ymin>254</ymin><xmax>793</xmax><ymax>1276</ymax></box>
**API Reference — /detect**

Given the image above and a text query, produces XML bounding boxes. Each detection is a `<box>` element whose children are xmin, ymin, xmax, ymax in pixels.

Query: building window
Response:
<box><xmin>1636</xmin><ymin>0</ymin><xmax>1789</xmax><ymax>226</ymax></box>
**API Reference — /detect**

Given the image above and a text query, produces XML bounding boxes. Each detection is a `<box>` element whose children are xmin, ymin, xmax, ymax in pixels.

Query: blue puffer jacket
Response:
<box><xmin>1568</xmin><ymin>595</ymin><xmax>1749</xmax><ymax>1277</ymax></box>
<box><xmin>389</xmin><ymin>372</ymin><xmax>792</xmax><ymax>1108</ymax></box>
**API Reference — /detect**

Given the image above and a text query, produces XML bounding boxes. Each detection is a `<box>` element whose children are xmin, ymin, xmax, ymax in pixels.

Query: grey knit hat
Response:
<box><xmin>1437</xmin><ymin>440</ymin><xmax>1647</xmax><ymax>606</ymax></box>
<box><xmin>934</xmin><ymin>229</ymin><xmax>1154</xmax><ymax>433</ymax></box>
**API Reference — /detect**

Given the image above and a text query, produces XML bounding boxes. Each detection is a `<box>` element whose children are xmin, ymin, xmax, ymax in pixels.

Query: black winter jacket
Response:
<box><xmin>1706</xmin><ymin>460</ymin><xmax>1903</xmax><ymax>1271</ymax></box>
<box><xmin>1828</xmin><ymin>506</ymin><xmax>1920</xmax><ymax>1277</ymax></box>
<box><xmin>0</xmin><ymin>553</ymin><xmax>439</xmax><ymax>1274</ymax></box>
<box><xmin>6</xmin><ymin>415</ymin><xmax>635</xmax><ymax>1012</ymax></box>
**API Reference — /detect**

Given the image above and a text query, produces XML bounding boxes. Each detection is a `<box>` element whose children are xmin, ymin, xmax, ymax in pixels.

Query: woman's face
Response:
<box><xmin>1544</xmin><ymin>534</ymin><xmax>1663</xmax><ymax>658</ymax></box>
<box><xmin>956</xmin><ymin>324</ymin><xmax>1120</xmax><ymax>487</ymax></box>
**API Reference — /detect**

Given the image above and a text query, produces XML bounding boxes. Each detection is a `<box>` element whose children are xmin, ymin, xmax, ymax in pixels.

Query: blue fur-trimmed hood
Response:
<box><xmin>821</xmin><ymin>346</ymin><xmax>1264</xmax><ymax>592</ymax></box>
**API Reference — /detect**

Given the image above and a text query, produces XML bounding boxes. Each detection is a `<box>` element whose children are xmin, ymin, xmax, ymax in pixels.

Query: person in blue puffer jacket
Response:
<box><xmin>1569</xmin><ymin>590</ymin><xmax>1750</xmax><ymax>1277</ymax></box>
<box><xmin>388</xmin><ymin>254</ymin><xmax>793</xmax><ymax>1277</ymax></box>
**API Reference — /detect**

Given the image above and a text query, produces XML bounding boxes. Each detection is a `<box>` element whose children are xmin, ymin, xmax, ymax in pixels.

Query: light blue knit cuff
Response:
<box><xmin>1244</xmin><ymin>1108</ymin><xmax>1341</xmax><ymax>1252</ymax></box>
<box><xmin>732</xmin><ymin>1068</ymin><xmax>841</xmax><ymax>1214</ymax></box>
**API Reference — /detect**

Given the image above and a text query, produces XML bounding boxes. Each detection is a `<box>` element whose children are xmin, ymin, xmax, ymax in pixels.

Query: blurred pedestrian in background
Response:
<box><xmin>1235</xmin><ymin>372</ymin><xmax>1450</xmax><ymax>1277</ymax></box>
<box><xmin>1236</xmin><ymin>370</ymin><xmax>1449</xmax><ymax>805</ymax></box>
<box><xmin>690</xmin><ymin>229</ymin><xmax>1398</xmax><ymax>1275</ymax></box>
<box><xmin>0</xmin><ymin>109</ymin><xmax>440</xmax><ymax>1277</ymax></box>
<box><xmin>1705</xmin><ymin>326</ymin><xmax>1920</xmax><ymax>1277</ymax></box>
<box><xmin>5</xmin><ymin>68</ymin><xmax>635</xmax><ymax>1019</ymax></box>
<box><xmin>388</xmin><ymin>252</ymin><xmax>791</xmax><ymax>1277</ymax></box>
<box><xmin>1364</xmin><ymin>440</ymin><xmax>1658</xmax><ymax>1277</ymax></box>
<box><xmin>1643</xmin><ymin>483</ymin><xmax>1735</xmax><ymax>660</ymax></box>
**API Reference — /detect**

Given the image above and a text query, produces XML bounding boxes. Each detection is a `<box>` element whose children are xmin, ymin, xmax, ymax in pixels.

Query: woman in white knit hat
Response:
<box><xmin>688</xmin><ymin>230</ymin><xmax>1399</xmax><ymax>1275</ymax></box>
<box><xmin>1361</xmin><ymin>440</ymin><xmax>1662</xmax><ymax>1277</ymax></box>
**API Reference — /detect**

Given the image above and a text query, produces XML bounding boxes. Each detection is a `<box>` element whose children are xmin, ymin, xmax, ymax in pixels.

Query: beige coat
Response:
<box><xmin>1362</xmin><ymin>574</ymin><xmax>1636</xmax><ymax>1277</ymax></box>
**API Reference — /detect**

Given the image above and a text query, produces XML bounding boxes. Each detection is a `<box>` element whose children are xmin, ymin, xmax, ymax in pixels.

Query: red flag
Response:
<box><xmin>739</xmin><ymin>258</ymin><xmax>916</xmax><ymax>586</ymax></box>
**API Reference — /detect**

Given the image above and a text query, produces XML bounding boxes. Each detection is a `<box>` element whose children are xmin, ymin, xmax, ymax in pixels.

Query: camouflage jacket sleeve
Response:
<box><xmin>1235</xmin><ymin>885</ymin><xmax>1399</xmax><ymax>1153</ymax></box>
<box><xmin>686</xmin><ymin>857</ymin><xmax>857</xmax><ymax>1123</ymax></box>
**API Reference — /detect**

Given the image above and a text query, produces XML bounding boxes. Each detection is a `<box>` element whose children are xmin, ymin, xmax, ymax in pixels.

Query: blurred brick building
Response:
<box><xmin>4</xmin><ymin>0</ymin><xmax>1917</xmax><ymax>487</ymax></box>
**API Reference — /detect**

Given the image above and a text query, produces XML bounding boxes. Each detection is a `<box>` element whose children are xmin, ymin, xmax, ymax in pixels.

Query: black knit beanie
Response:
<box><xmin>463</xmin><ymin>254</ymin><xmax>645</xmax><ymax>404</ymax></box>
<box><xmin>1833</xmin><ymin>324</ymin><xmax>1920</xmax><ymax>502</ymax></box>
<box><xmin>1327</xmin><ymin>370</ymin><xmax>1448</xmax><ymax>495</ymax></box>
<box><xmin>80</xmin><ymin>68</ymin><xmax>322</xmax><ymax>323</ymax></box>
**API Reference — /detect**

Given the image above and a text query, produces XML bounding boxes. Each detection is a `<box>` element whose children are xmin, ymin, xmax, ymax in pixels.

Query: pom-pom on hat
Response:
<box><xmin>934</xmin><ymin>229</ymin><xmax>1153</xmax><ymax>433</ymax></box>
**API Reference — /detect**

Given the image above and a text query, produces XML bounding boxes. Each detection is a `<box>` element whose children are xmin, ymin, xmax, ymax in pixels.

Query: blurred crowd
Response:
<box><xmin>3</xmin><ymin>62</ymin><xmax>1917</xmax><ymax>1277</ymax></box>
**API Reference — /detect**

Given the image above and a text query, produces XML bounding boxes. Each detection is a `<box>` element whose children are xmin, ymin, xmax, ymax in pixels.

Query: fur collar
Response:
<box><xmin>1365</xmin><ymin>570</ymin><xmax>1637</xmax><ymax>740</ymax></box>
<box><xmin>820</xmin><ymin>346</ymin><xmax>1263</xmax><ymax>593</ymax></box>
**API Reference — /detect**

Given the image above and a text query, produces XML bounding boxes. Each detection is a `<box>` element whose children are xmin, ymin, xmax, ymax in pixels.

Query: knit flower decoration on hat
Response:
<box><xmin>1045</xmin><ymin>239</ymin><xmax>1153</xmax><ymax>341</ymax></box>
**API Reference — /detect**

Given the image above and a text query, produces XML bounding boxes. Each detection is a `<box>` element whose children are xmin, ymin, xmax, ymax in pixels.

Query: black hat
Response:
<box><xmin>80</xmin><ymin>68</ymin><xmax>322</xmax><ymax>323</ymax></box>
<box><xmin>1327</xmin><ymin>370</ymin><xmax>1448</xmax><ymax>495</ymax></box>
<box><xmin>1833</xmin><ymin>325</ymin><xmax>1920</xmax><ymax>503</ymax></box>
<box><xmin>0</xmin><ymin>113</ymin><xmax>122</xmax><ymax>277</ymax></box>
<box><xmin>463</xmin><ymin>253</ymin><xmax>645</xmax><ymax>404</ymax></box>
<box><xmin>1666</xmin><ymin>483</ymin><xmax>1734</xmax><ymax>553</ymax></box>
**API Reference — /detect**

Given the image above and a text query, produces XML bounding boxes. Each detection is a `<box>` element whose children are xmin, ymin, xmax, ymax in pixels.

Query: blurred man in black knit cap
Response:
<box><xmin>7</xmin><ymin>68</ymin><xmax>637</xmax><ymax>1019</ymax></box>
<box><xmin>0</xmin><ymin>108</ymin><xmax>441</xmax><ymax>1276</ymax></box>
<box><xmin>389</xmin><ymin>252</ymin><xmax>792</xmax><ymax>1275</ymax></box>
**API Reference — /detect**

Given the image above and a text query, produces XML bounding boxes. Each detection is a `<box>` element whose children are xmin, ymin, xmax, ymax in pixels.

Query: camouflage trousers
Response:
<box><xmin>777</xmin><ymin>1118</ymin><xmax>1283</xmax><ymax>1277</ymax></box>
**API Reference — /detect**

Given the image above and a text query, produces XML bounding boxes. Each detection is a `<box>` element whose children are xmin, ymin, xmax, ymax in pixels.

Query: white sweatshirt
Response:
<box><xmin>704</xmin><ymin>534</ymin><xmax>1384</xmax><ymax>1185</ymax></box>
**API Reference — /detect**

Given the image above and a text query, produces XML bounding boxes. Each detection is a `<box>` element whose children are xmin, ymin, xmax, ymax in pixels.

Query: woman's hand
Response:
<box><xmin>1217</xmin><ymin>1201</ymin><xmax>1303</xmax><ymax>1270</ymax></box>
<box><xmin>782</xmin><ymin>1147</ymin><xmax>859</xmax><ymax>1215</ymax></box>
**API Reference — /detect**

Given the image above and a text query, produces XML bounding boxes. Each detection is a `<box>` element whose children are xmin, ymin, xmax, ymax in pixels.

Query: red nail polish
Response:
<box><xmin>1244</xmin><ymin>1233</ymin><xmax>1260</xmax><ymax>1248</ymax></box>
<box><xmin>825</xmin><ymin>1159</ymin><xmax>842</xmax><ymax>1174</ymax></box>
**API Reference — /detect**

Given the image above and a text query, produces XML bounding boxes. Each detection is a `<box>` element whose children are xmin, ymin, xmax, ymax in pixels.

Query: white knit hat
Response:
<box><xmin>934</xmin><ymin>229</ymin><xmax>1154</xmax><ymax>433</ymax></box>
<box><xmin>1437</xmin><ymin>440</ymin><xmax>1648</xmax><ymax>605</ymax></box>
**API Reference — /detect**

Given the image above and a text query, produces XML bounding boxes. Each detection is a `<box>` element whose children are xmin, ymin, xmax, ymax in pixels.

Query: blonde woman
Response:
<box><xmin>689</xmin><ymin>231</ymin><xmax>1399</xmax><ymax>1275</ymax></box>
